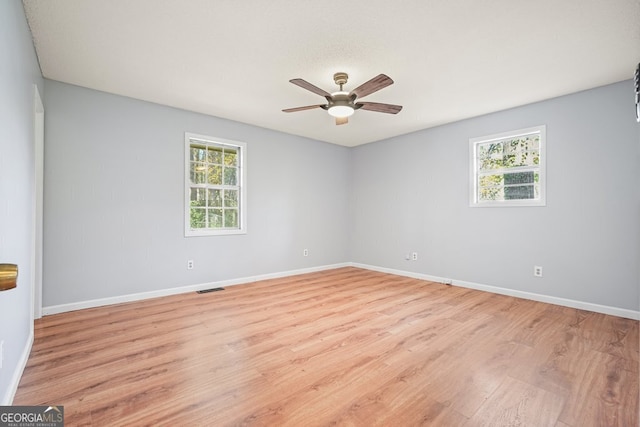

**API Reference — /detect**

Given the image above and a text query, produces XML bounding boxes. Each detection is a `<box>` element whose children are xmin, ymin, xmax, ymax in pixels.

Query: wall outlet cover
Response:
<box><xmin>534</xmin><ymin>266</ymin><xmax>543</xmax><ymax>277</ymax></box>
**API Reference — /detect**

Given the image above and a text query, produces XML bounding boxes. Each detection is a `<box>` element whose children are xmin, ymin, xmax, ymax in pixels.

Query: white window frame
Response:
<box><xmin>469</xmin><ymin>125</ymin><xmax>546</xmax><ymax>207</ymax></box>
<box><xmin>185</xmin><ymin>132</ymin><xmax>247</xmax><ymax>236</ymax></box>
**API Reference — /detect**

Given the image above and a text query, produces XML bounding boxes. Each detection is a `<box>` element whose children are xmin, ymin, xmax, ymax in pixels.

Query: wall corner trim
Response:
<box><xmin>2</xmin><ymin>329</ymin><xmax>34</xmax><ymax>405</ymax></box>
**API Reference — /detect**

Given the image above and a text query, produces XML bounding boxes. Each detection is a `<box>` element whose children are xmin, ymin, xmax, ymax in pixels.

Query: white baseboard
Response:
<box><xmin>2</xmin><ymin>329</ymin><xmax>33</xmax><ymax>405</ymax></box>
<box><xmin>352</xmin><ymin>263</ymin><xmax>640</xmax><ymax>320</ymax></box>
<box><xmin>43</xmin><ymin>261</ymin><xmax>639</xmax><ymax>321</ymax></box>
<box><xmin>42</xmin><ymin>263</ymin><xmax>350</xmax><ymax>316</ymax></box>
<box><xmin>350</xmin><ymin>262</ymin><xmax>451</xmax><ymax>284</ymax></box>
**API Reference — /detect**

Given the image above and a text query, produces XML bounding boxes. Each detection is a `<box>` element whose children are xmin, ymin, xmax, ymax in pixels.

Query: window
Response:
<box><xmin>185</xmin><ymin>133</ymin><xmax>246</xmax><ymax>236</ymax></box>
<box><xmin>469</xmin><ymin>125</ymin><xmax>546</xmax><ymax>207</ymax></box>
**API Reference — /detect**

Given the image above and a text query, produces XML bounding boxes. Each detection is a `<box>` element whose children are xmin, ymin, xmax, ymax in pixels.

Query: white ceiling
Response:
<box><xmin>22</xmin><ymin>0</ymin><xmax>640</xmax><ymax>147</ymax></box>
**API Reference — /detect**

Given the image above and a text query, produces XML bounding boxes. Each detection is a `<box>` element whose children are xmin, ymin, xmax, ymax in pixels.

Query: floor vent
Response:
<box><xmin>196</xmin><ymin>287</ymin><xmax>225</xmax><ymax>294</ymax></box>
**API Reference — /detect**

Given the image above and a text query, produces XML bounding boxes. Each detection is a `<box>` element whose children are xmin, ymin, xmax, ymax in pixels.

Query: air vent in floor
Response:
<box><xmin>196</xmin><ymin>287</ymin><xmax>225</xmax><ymax>294</ymax></box>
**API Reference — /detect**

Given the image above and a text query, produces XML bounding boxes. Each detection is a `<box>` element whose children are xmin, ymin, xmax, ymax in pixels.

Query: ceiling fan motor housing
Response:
<box><xmin>333</xmin><ymin>72</ymin><xmax>349</xmax><ymax>87</ymax></box>
<box><xmin>327</xmin><ymin>92</ymin><xmax>355</xmax><ymax>117</ymax></box>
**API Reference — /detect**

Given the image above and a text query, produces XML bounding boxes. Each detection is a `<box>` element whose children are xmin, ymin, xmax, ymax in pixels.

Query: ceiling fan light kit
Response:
<box><xmin>327</xmin><ymin>92</ymin><xmax>355</xmax><ymax>118</ymax></box>
<box><xmin>328</xmin><ymin>105</ymin><xmax>354</xmax><ymax>118</ymax></box>
<box><xmin>283</xmin><ymin>72</ymin><xmax>402</xmax><ymax>125</ymax></box>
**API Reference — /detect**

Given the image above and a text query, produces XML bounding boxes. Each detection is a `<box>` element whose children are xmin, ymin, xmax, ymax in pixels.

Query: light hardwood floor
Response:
<box><xmin>15</xmin><ymin>267</ymin><xmax>639</xmax><ymax>426</ymax></box>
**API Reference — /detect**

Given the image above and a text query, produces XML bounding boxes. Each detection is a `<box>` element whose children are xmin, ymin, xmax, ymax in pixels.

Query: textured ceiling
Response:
<box><xmin>22</xmin><ymin>0</ymin><xmax>640</xmax><ymax>147</ymax></box>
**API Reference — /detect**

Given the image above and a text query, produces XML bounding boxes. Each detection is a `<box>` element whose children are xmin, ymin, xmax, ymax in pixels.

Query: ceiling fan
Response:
<box><xmin>283</xmin><ymin>72</ymin><xmax>402</xmax><ymax>125</ymax></box>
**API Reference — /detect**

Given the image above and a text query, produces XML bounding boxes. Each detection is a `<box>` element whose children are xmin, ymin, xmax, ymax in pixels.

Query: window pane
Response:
<box><xmin>503</xmin><ymin>135</ymin><xmax>540</xmax><ymax>168</ymax></box>
<box><xmin>479</xmin><ymin>174</ymin><xmax>503</xmax><ymax>188</ymax></box>
<box><xmin>208</xmin><ymin>189</ymin><xmax>222</xmax><ymax>207</ymax></box>
<box><xmin>207</xmin><ymin>165</ymin><xmax>222</xmax><ymax>185</ymax></box>
<box><xmin>209</xmin><ymin>209</ymin><xmax>223</xmax><ymax>228</ymax></box>
<box><xmin>224</xmin><ymin>189</ymin><xmax>238</xmax><ymax>207</ymax></box>
<box><xmin>190</xmin><ymin>163</ymin><xmax>207</xmax><ymax>184</ymax></box>
<box><xmin>504</xmin><ymin>171</ymin><xmax>534</xmax><ymax>185</ymax></box>
<box><xmin>224</xmin><ymin>209</ymin><xmax>238</xmax><ymax>228</ymax></box>
<box><xmin>478</xmin><ymin>142</ymin><xmax>504</xmax><ymax>171</ymax></box>
<box><xmin>224</xmin><ymin>167</ymin><xmax>237</xmax><ymax>185</ymax></box>
<box><xmin>224</xmin><ymin>149</ymin><xmax>238</xmax><ymax>167</ymax></box>
<box><xmin>504</xmin><ymin>185</ymin><xmax>534</xmax><ymax>200</ymax></box>
<box><xmin>207</xmin><ymin>146</ymin><xmax>222</xmax><ymax>164</ymax></box>
<box><xmin>190</xmin><ymin>188</ymin><xmax>207</xmax><ymax>207</ymax></box>
<box><xmin>190</xmin><ymin>145</ymin><xmax>206</xmax><ymax>162</ymax></box>
<box><xmin>190</xmin><ymin>208</ymin><xmax>206</xmax><ymax>228</ymax></box>
<box><xmin>479</xmin><ymin>187</ymin><xmax>504</xmax><ymax>201</ymax></box>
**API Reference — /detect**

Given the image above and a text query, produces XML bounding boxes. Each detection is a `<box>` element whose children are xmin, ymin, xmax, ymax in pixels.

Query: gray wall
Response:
<box><xmin>0</xmin><ymin>1</ymin><xmax>43</xmax><ymax>403</ymax></box>
<box><xmin>43</xmin><ymin>80</ymin><xmax>350</xmax><ymax>306</ymax></box>
<box><xmin>44</xmin><ymin>79</ymin><xmax>640</xmax><ymax>313</ymax></box>
<box><xmin>350</xmin><ymin>81</ymin><xmax>640</xmax><ymax>311</ymax></box>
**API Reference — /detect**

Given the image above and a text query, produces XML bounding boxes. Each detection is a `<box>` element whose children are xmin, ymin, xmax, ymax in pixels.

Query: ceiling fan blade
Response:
<box><xmin>356</xmin><ymin>102</ymin><xmax>403</xmax><ymax>114</ymax></box>
<box><xmin>289</xmin><ymin>78</ymin><xmax>331</xmax><ymax>98</ymax></box>
<box><xmin>282</xmin><ymin>104</ymin><xmax>325</xmax><ymax>113</ymax></box>
<box><xmin>349</xmin><ymin>74</ymin><xmax>394</xmax><ymax>99</ymax></box>
<box><xmin>336</xmin><ymin>117</ymin><xmax>348</xmax><ymax>125</ymax></box>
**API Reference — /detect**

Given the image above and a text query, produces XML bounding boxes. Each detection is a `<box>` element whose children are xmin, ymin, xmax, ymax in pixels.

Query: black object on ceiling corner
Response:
<box><xmin>635</xmin><ymin>62</ymin><xmax>639</xmax><ymax>123</ymax></box>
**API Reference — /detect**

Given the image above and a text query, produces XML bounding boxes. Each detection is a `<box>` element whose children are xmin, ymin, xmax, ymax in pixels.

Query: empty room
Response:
<box><xmin>1</xmin><ymin>0</ymin><xmax>639</xmax><ymax>426</ymax></box>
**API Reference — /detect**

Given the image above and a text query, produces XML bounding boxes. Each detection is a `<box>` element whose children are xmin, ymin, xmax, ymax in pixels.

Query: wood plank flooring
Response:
<box><xmin>14</xmin><ymin>267</ymin><xmax>639</xmax><ymax>426</ymax></box>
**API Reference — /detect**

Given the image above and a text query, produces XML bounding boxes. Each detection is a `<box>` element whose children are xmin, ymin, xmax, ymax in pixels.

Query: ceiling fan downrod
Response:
<box><xmin>333</xmin><ymin>72</ymin><xmax>349</xmax><ymax>91</ymax></box>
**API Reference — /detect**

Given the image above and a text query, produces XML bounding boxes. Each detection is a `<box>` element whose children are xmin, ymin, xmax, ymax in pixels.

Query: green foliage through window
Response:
<box><xmin>471</xmin><ymin>126</ymin><xmax>545</xmax><ymax>206</ymax></box>
<box><xmin>187</xmin><ymin>138</ymin><xmax>243</xmax><ymax>232</ymax></box>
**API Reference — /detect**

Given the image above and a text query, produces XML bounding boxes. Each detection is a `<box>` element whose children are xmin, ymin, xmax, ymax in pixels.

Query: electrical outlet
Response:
<box><xmin>534</xmin><ymin>265</ymin><xmax>543</xmax><ymax>277</ymax></box>
<box><xmin>411</xmin><ymin>252</ymin><xmax>418</xmax><ymax>261</ymax></box>
<box><xmin>303</xmin><ymin>249</ymin><xmax>309</xmax><ymax>257</ymax></box>
<box><xmin>187</xmin><ymin>260</ymin><xmax>194</xmax><ymax>270</ymax></box>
